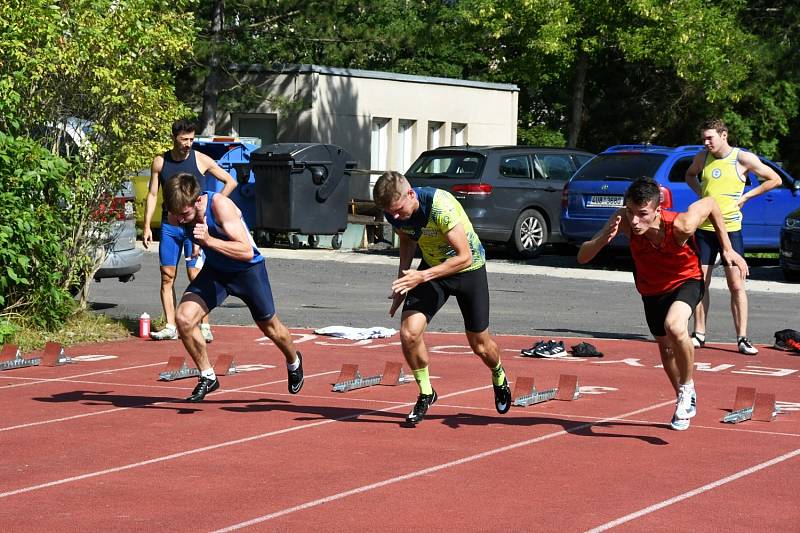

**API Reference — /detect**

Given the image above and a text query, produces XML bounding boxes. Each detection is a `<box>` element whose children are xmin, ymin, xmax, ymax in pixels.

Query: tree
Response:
<box><xmin>182</xmin><ymin>0</ymin><xmax>491</xmax><ymax>129</ymax></box>
<box><xmin>0</xmin><ymin>0</ymin><xmax>196</xmax><ymax>324</ymax></box>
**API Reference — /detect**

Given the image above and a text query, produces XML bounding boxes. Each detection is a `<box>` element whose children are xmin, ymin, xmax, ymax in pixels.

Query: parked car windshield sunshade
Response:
<box><xmin>572</xmin><ymin>153</ymin><xmax>667</xmax><ymax>181</ymax></box>
<box><xmin>405</xmin><ymin>153</ymin><xmax>485</xmax><ymax>179</ymax></box>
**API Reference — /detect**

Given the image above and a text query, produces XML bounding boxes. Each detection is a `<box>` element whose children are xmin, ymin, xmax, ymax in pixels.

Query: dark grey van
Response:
<box><xmin>405</xmin><ymin>146</ymin><xmax>593</xmax><ymax>257</ymax></box>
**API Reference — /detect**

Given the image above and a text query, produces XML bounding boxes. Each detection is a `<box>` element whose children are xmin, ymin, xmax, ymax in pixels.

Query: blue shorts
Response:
<box><xmin>695</xmin><ymin>229</ymin><xmax>744</xmax><ymax>266</ymax></box>
<box><xmin>159</xmin><ymin>221</ymin><xmax>203</xmax><ymax>269</ymax></box>
<box><xmin>184</xmin><ymin>261</ymin><xmax>276</xmax><ymax>322</ymax></box>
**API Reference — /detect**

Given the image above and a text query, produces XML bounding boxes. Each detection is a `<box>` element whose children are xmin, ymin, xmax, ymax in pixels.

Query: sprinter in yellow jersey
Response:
<box><xmin>373</xmin><ymin>171</ymin><xmax>511</xmax><ymax>426</ymax></box>
<box><xmin>685</xmin><ymin>118</ymin><xmax>781</xmax><ymax>355</ymax></box>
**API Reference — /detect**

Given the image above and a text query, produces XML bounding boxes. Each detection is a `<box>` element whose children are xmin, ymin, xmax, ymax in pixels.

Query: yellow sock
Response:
<box><xmin>412</xmin><ymin>367</ymin><xmax>433</xmax><ymax>395</ymax></box>
<box><xmin>491</xmin><ymin>361</ymin><xmax>506</xmax><ymax>386</ymax></box>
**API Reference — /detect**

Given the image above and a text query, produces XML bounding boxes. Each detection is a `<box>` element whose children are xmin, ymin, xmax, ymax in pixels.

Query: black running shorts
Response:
<box><xmin>403</xmin><ymin>264</ymin><xmax>490</xmax><ymax>333</ymax></box>
<box><xmin>641</xmin><ymin>278</ymin><xmax>704</xmax><ymax>337</ymax></box>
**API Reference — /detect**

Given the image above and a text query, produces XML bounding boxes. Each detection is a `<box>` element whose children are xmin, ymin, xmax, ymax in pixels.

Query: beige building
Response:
<box><xmin>217</xmin><ymin>64</ymin><xmax>519</xmax><ymax>199</ymax></box>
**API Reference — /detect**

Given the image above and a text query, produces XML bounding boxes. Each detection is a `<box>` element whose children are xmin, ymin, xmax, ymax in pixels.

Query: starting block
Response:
<box><xmin>1</xmin><ymin>344</ymin><xmax>38</xmax><ymax>370</ymax></box>
<box><xmin>41</xmin><ymin>341</ymin><xmax>71</xmax><ymax>366</ymax></box>
<box><xmin>0</xmin><ymin>342</ymin><xmax>71</xmax><ymax>370</ymax></box>
<box><xmin>722</xmin><ymin>386</ymin><xmax>782</xmax><ymax>424</ymax></box>
<box><xmin>512</xmin><ymin>374</ymin><xmax>581</xmax><ymax>407</ymax></box>
<box><xmin>332</xmin><ymin>362</ymin><xmax>412</xmax><ymax>392</ymax></box>
<box><xmin>158</xmin><ymin>354</ymin><xmax>238</xmax><ymax>381</ymax></box>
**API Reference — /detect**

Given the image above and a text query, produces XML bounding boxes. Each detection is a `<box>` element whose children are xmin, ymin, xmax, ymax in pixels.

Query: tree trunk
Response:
<box><xmin>567</xmin><ymin>50</ymin><xmax>589</xmax><ymax>148</ymax></box>
<box><xmin>200</xmin><ymin>0</ymin><xmax>224</xmax><ymax>136</ymax></box>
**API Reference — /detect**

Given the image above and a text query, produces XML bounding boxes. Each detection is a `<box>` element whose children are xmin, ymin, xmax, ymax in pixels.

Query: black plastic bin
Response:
<box><xmin>250</xmin><ymin>143</ymin><xmax>356</xmax><ymax>248</ymax></box>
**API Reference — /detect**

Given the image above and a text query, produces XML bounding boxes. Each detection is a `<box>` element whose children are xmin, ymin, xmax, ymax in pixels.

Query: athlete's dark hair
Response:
<box><xmin>163</xmin><ymin>172</ymin><xmax>201</xmax><ymax>214</ymax></box>
<box><xmin>699</xmin><ymin>118</ymin><xmax>727</xmax><ymax>135</ymax></box>
<box><xmin>171</xmin><ymin>118</ymin><xmax>197</xmax><ymax>137</ymax></box>
<box><xmin>624</xmin><ymin>177</ymin><xmax>661</xmax><ymax>207</ymax></box>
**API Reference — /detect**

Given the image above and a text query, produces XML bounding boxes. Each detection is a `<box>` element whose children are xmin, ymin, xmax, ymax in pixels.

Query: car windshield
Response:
<box><xmin>573</xmin><ymin>153</ymin><xmax>666</xmax><ymax>181</ymax></box>
<box><xmin>406</xmin><ymin>153</ymin><xmax>485</xmax><ymax>178</ymax></box>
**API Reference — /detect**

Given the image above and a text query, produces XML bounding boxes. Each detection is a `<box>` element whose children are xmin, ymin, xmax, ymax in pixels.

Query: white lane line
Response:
<box><xmin>0</xmin><ymin>384</ymin><xmax>490</xmax><ymax>499</ymax></box>
<box><xmin>210</xmin><ymin>400</ymin><xmax>674</xmax><ymax>532</ymax></box>
<box><xmin>584</xmin><ymin>447</ymin><xmax>800</xmax><ymax>532</ymax></box>
<box><xmin>0</xmin><ymin>363</ymin><xmax>166</xmax><ymax>388</ymax></box>
<box><xmin>0</xmin><ymin>370</ymin><xmax>339</xmax><ymax>433</ymax></box>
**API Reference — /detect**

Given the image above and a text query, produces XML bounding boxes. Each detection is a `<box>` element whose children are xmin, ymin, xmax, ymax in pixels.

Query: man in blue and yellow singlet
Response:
<box><xmin>685</xmin><ymin>118</ymin><xmax>781</xmax><ymax>355</ymax></box>
<box><xmin>373</xmin><ymin>171</ymin><xmax>511</xmax><ymax>426</ymax></box>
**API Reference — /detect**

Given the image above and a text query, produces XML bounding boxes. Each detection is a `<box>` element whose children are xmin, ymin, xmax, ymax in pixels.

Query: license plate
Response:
<box><xmin>587</xmin><ymin>195</ymin><xmax>623</xmax><ymax>207</ymax></box>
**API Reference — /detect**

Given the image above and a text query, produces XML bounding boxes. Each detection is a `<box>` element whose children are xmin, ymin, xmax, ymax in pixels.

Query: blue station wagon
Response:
<box><xmin>560</xmin><ymin>144</ymin><xmax>800</xmax><ymax>250</ymax></box>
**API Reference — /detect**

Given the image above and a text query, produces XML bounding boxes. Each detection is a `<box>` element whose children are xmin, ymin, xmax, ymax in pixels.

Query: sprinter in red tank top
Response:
<box><xmin>578</xmin><ymin>178</ymin><xmax>749</xmax><ymax>431</ymax></box>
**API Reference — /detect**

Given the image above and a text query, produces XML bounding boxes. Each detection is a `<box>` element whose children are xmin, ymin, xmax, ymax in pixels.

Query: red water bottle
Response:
<box><xmin>139</xmin><ymin>312</ymin><xmax>151</xmax><ymax>338</ymax></box>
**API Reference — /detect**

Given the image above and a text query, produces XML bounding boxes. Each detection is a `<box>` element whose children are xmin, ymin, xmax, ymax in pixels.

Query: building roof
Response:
<box><xmin>232</xmin><ymin>63</ymin><xmax>519</xmax><ymax>93</ymax></box>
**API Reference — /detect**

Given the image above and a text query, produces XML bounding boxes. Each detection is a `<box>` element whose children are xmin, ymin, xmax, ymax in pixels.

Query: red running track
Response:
<box><xmin>1</xmin><ymin>327</ymin><xmax>798</xmax><ymax>532</ymax></box>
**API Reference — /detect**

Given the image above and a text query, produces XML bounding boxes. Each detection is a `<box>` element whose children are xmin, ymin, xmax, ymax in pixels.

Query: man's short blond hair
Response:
<box><xmin>373</xmin><ymin>171</ymin><xmax>409</xmax><ymax>210</ymax></box>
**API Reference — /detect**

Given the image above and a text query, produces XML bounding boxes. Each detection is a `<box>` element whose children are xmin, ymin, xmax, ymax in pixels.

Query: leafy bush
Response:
<box><xmin>0</xmin><ymin>133</ymin><xmax>90</xmax><ymax>327</ymax></box>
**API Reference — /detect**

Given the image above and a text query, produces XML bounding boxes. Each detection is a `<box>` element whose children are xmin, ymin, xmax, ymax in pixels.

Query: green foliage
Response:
<box><xmin>0</xmin><ymin>133</ymin><xmax>83</xmax><ymax>327</ymax></box>
<box><xmin>0</xmin><ymin>0</ymin><xmax>198</xmax><ymax>327</ymax></box>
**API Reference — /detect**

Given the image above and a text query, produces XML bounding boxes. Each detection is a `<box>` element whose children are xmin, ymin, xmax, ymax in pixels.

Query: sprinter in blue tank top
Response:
<box><xmin>161</xmin><ymin>172</ymin><xmax>304</xmax><ymax>402</ymax></box>
<box><xmin>142</xmin><ymin>119</ymin><xmax>237</xmax><ymax>344</ymax></box>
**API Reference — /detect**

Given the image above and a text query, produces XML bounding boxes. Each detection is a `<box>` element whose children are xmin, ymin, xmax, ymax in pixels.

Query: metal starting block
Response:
<box><xmin>722</xmin><ymin>386</ymin><xmax>783</xmax><ymax>424</ymax></box>
<box><xmin>332</xmin><ymin>362</ymin><xmax>412</xmax><ymax>392</ymax></box>
<box><xmin>1</xmin><ymin>344</ymin><xmax>38</xmax><ymax>370</ymax></box>
<box><xmin>0</xmin><ymin>342</ymin><xmax>71</xmax><ymax>371</ymax></box>
<box><xmin>41</xmin><ymin>341</ymin><xmax>71</xmax><ymax>366</ymax></box>
<box><xmin>158</xmin><ymin>354</ymin><xmax>237</xmax><ymax>381</ymax></box>
<box><xmin>512</xmin><ymin>374</ymin><xmax>581</xmax><ymax>407</ymax></box>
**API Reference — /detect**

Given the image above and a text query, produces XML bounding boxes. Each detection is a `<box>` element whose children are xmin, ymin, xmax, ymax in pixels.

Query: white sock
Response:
<box><xmin>201</xmin><ymin>368</ymin><xmax>217</xmax><ymax>380</ymax></box>
<box><xmin>680</xmin><ymin>380</ymin><xmax>694</xmax><ymax>391</ymax></box>
<box><xmin>287</xmin><ymin>354</ymin><xmax>301</xmax><ymax>371</ymax></box>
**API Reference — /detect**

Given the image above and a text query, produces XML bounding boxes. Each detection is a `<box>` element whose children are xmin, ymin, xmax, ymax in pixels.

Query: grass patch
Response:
<box><xmin>2</xmin><ymin>310</ymin><xmax>131</xmax><ymax>352</ymax></box>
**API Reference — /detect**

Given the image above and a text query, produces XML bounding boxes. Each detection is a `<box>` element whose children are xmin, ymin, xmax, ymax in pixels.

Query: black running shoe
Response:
<box><xmin>186</xmin><ymin>376</ymin><xmax>219</xmax><ymax>402</ymax></box>
<box><xmin>406</xmin><ymin>389</ymin><xmax>437</xmax><ymax>426</ymax></box>
<box><xmin>493</xmin><ymin>376</ymin><xmax>511</xmax><ymax>414</ymax></box>
<box><xmin>287</xmin><ymin>351</ymin><xmax>304</xmax><ymax>394</ymax></box>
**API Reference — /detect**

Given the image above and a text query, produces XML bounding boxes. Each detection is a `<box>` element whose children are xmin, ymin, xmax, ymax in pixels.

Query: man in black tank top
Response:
<box><xmin>142</xmin><ymin>119</ymin><xmax>236</xmax><ymax>342</ymax></box>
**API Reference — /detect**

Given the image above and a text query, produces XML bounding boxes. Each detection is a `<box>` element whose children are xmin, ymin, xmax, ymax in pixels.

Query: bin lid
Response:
<box><xmin>194</xmin><ymin>140</ymin><xmax>259</xmax><ymax>162</ymax></box>
<box><xmin>251</xmin><ymin>143</ymin><xmax>354</xmax><ymax>164</ymax></box>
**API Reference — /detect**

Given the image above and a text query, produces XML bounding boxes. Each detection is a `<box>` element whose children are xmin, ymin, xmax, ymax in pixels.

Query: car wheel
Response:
<box><xmin>782</xmin><ymin>267</ymin><xmax>800</xmax><ymax>282</ymax></box>
<box><xmin>510</xmin><ymin>209</ymin><xmax>547</xmax><ymax>258</ymax></box>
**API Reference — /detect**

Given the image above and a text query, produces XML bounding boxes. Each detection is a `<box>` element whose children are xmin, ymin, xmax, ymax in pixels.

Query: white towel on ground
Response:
<box><xmin>314</xmin><ymin>326</ymin><xmax>398</xmax><ymax>340</ymax></box>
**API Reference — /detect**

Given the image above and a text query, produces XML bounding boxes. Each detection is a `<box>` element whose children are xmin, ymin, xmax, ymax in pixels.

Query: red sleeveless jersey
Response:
<box><xmin>629</xmin><ymin>210</ymin><xmax>702</xmax><ymax>296</ymax></box>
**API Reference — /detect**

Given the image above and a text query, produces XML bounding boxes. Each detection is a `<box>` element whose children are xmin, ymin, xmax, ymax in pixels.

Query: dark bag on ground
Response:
<box><xmin>570</xmin><ymin>342</ymin><xmax>604</xmax><ymax>358</ymax></box>
<box><xmin>773</xmin><ymin>329</ymin><xmax>800</xmax><ymax>352</ymax></box>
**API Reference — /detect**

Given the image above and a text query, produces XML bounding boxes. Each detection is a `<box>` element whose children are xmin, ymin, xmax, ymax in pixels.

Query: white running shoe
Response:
<box><xmin>200</xmin><ymin>324</ymin><xmax>214</xmax><ymax>343</ymax></box>
<box><xmin>670</xmin><ymin>414</ymin><xmax>690</xmax><ymax>431</ymax></box>
<box><xmin>737</xmin><ymin>337</ymin><xmax>758</xmax><ymax>355</ymax></box>
<box><xmin>691</xmin><ymin>333</ymin><xmax>705</xmax><ymax>349</ymax></box>
<box><xmin>150</xmin><ymin>324</ymin><xmax>178</xmax><ymax>340</ymax></box>
<box><xmin>674</xmin><ymin>387</ymin><xmax>697</xmax><ymax>420</ymax></box>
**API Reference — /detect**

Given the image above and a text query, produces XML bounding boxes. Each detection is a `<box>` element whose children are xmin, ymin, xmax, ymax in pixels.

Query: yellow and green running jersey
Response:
<box><xmin>699</xmin><ymin>148</ymin><xmax>746</xmax><ymax>232</ymax></box>
<box><xmin>387</xmin><ymin>187</ymin><xmax>485</xmax><ymax>272</ymax></box>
